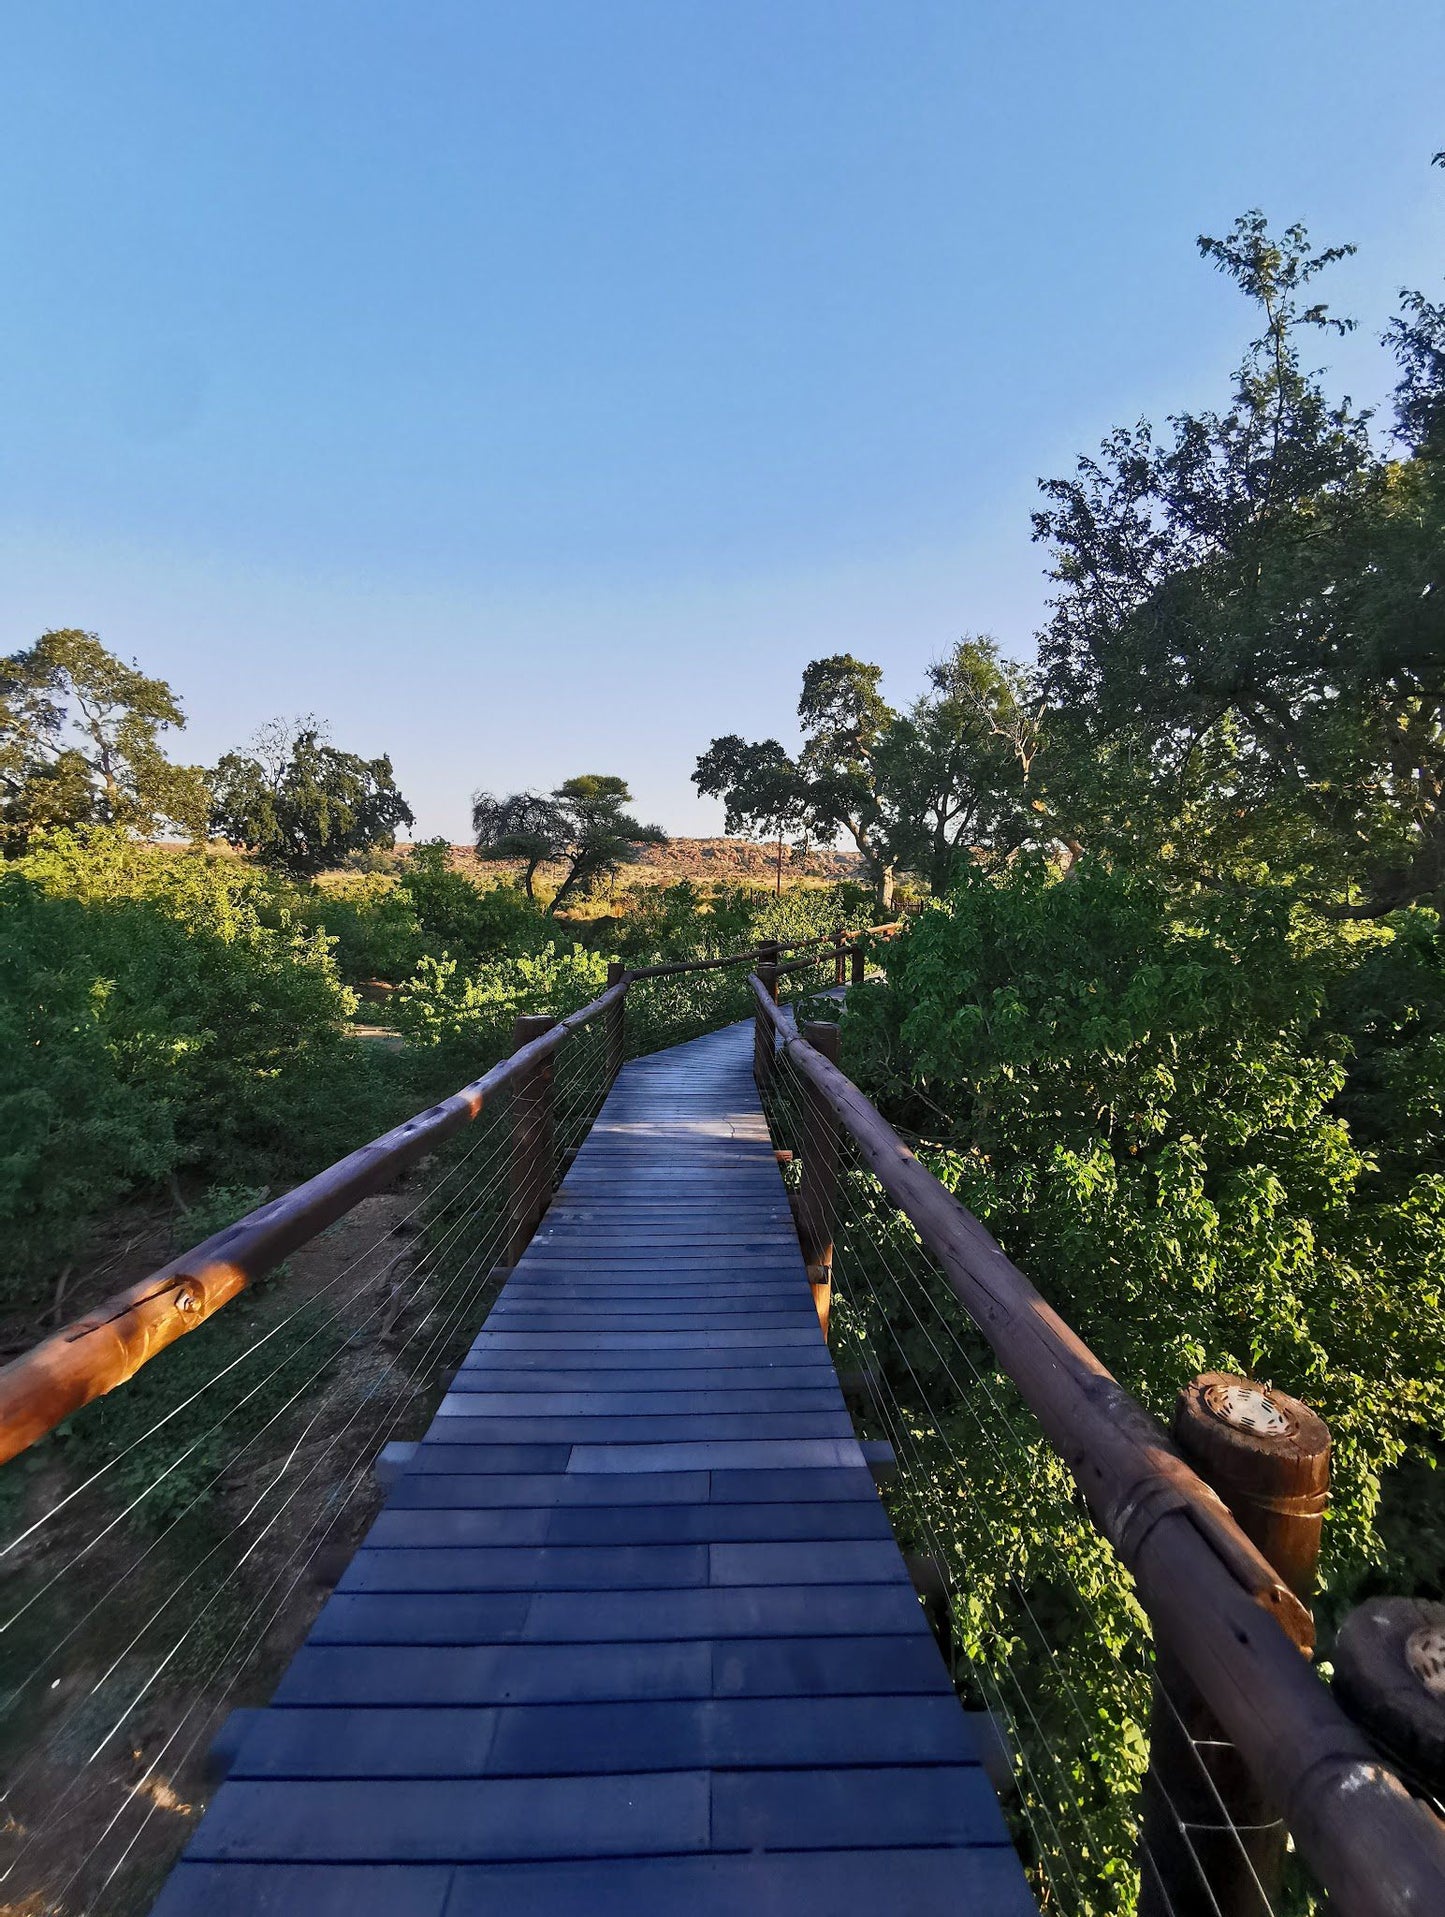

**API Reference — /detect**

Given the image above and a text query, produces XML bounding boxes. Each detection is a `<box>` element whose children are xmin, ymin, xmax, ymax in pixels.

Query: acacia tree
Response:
<box><xmin>210</xmin><ymin>718</ymin><xmax>414</xmax><ymax>877</ymax></box>
<box><xmin>1034</xmin><ymin>200</ymin><xmax>1445</xmax><ymax>914</ymax></box>
<box><xmin>0</xmin><ymin>629</ymin><xmax>208</xmax><ymax>850</ymax></box>
<box><xmin>473</xmin><ymin>775</ymin><xmax>665</xmax><ymax>914</ymax></box>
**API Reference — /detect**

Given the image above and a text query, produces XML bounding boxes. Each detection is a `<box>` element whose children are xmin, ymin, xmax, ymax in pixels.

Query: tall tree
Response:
<box><xmin>690</xmin><ymin>736</ymin><xmax>806</xmax><ymax>895</ymax></box>
<box><xmin>1033</xmin><ymin>206</ymin><xmax>1445</xmax><ymax>914</ymax></box>
<box><xmin>210</xmin><ymin>718</ymin><xmax>414</xmax><ymax>877</ymax></box>
<box><xmin>694</xmin><ymin>645</ymin><xmax>1043</xmax><ymax>904</ymax></box>
<box><xmin>474</xmin><ymin>775</ymin><xmax>665</xmax><ymax>914</ymax></box>
<box><xmin>876</xmin><ymin>638</ymin><xmax>1046</xmax><ymax>894</ymax></box>
<box><xmin>0</xmin><ymin>629</ymin><xmax>208</xmax><ymax>850</ymax></box>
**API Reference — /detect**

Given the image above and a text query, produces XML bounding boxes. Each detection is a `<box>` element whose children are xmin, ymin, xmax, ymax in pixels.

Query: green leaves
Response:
<box><xmin>210</xmin><ymin>719</ymin><xmax>414</xmax><ymax>877</ymax></box>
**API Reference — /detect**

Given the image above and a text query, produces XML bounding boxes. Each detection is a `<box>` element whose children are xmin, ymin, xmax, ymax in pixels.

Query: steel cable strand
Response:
<box><xmin>0</xmin><ymin>1097</ymin><xmax>518</xmax><ymax>1560</ymax></box>
<box><xmin>4</xmin><ymin>1165</ymin><xmax>523</xmax><ymax>1898</ymax></box>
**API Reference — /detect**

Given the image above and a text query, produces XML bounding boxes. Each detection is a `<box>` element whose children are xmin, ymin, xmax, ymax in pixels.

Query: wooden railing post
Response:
<box><xmin>849</xmin><ymin>938</ymin><xmax>865</xmax><ymax>987</ymax></box>
<box><xmin>797</xmin><ymin>1020</ymin><xmax>842</xmax><ymax>1339</ymax></box>
<box><xmin>1333</xmin><ymin>1596</ymin><xmax>1445</xmax><ymax>1803</ymax></box>
<box><xmin>754</xmin><ymin>946</ymin><xmax>781</xmax><ymax>1101</ymax></box>
<box><xmin>605</xmin><ymin>962</ymin><xmax>627</xmax><ymax>1082</ymax></box>
<box><xmin>1139</xmin><ymin>1373</ymin><xmax>1331</xmax><ymax>1917</ymax></box>
<box><xmin>507</xmin><ymin>1013</ymin><xmax>557</xmax><ymax>1266</ymax></box>
<box><xmin>833</xmin><ymin>928</ymin><xmax>846</xmax><ymax>987</ymax></box>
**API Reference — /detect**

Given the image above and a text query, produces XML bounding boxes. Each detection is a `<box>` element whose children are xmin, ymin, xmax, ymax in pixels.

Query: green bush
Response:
<box><xmin>398</xmin><ymin>839</ymin><xmax>550</xmax><ymax>961</ymax></box>
<box><xmin>0</xmin><ymin>831</ymin><xmax>402</xmax><ymax>1304</ymax></box>
<box><xmin>839</xmin><ymin>861</ymin><xmax>1445</xmax><ymax>1911</ymax></box>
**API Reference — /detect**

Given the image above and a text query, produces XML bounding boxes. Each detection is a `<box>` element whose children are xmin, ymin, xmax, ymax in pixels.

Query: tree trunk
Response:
<box><xmin>877</xmin><ymin>864</ymin><xmax>895</xmax><ymax>912</ymax></box>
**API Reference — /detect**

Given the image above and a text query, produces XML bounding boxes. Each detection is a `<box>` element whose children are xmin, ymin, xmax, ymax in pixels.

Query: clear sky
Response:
<box><xmin>1</xmin><ymin>2</ymin><xmax>1441</xmax><ymax>839</ymax></box>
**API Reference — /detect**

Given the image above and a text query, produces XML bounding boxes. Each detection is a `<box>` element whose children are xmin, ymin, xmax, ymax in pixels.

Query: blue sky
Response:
<box><xmin>2</xmin><ymin>2</ymin><xmax>1441</xmax><ymax>838</ymax></box>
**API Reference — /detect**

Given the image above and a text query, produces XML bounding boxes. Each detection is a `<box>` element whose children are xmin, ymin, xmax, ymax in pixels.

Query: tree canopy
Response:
<box><xmin>473</xmin><ymin>774</ymin><xmax>665</xmax><ymax>913</ymax></box>
<box><xmin>1</xmin><ymin>629</ymin><xmax>208</xmax><ymax>851</ymax></box>
<box><xmin>210</xmin><ymin>718</ymin><xmax>414</xmax><ymax>877</ymax></box>
<box><xmin>694</xmin><ymin>638</ymin><xmax>1040</xmax><ymax>904</ymax></box>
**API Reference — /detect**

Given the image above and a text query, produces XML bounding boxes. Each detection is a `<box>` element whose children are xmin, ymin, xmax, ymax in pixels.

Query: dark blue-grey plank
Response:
<box><xmin>522</xmin><ymin>1583</ymin><xmax>928</xmax><ymax>1642</ymax></box>
<box><xmin>366</xmin><ymin>1502</ymin><xmax>892</xmax><ymax>1548</ymax></box>
<box><xmin>276</xmin><ymin>1640</ymin><xmax>713</xmax><ymax>1703</ymax></box>
<box><xmin>710</xmin><ymin>1541</ymin><xmax>907</xmax><ymax>1585</ymax></box>
<box><xmin>226</xmin><ymin>1695</ymin><xmax>979</xmax><ymax>1781</ymax></box>
<box><xmin>421</xmin><ymin>1414</ymin><xmax>854</xmax><ymax>1443</ymax></box>
<box><xmin>337</xmin><ymin>1544</ymin><xmax>710</xmax><ymax>1592</ymax></box>
<box><xmin>710</xmin><ymin>1635</ymin><xmax>954</xmax><ymax>1698</ymax></box>
<box><xmin>150</xmin><ymin>1864</ymin><xmax>454</xmax><ymax>1917</ymax></box>
<box><xmin>713</xmin><ymin>1765</ymin><xmax>1012</xmax><ymax>1852</ymax></box>
<box><xmin>442</xmin><ymin>1851</ymin><xmax>1039</xmax><ymax>1917</ymax></box>
<box><xmin>183</xmin><ymin>1773</ymin><xmax>711</xmax><ymax>1862</ymax></box>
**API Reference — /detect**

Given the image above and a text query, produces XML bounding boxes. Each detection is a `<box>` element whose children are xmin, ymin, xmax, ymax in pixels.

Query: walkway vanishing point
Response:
<box><xmin>152</xmin><ymin>1017</ymin><xmax>1037</xmax><ymax>1915</ymax></box>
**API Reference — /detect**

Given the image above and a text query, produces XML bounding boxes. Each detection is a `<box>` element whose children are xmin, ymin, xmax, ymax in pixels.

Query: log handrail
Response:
<box><xmin>749</xmin><ymin>974</ymin><xmax>1445</xmax><ymax>1917</ymax></box>
<box><xmin>624</xmin><ymin>920</ymin><xmax>899</xmax><ymax>982</ymax></box>
<box><xmin>0</xmin><ymin>980</ymin><xmax>626</xmax><ymax>1467</ymax></box>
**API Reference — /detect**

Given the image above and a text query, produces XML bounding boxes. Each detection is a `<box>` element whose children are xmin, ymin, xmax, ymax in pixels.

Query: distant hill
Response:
<box><xmin>436</xmin><ymin>836</ymin><xmax>863</xmax><ymax>889</ymax></box>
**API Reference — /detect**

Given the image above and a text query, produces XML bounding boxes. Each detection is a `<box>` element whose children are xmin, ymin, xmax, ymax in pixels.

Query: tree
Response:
<box><xmin>1033</xmin><ymin>206</ymin><xmax>1445</xmax><ymax>915</ymax></box>
<box><xmin>691</xmin><ymin>736</ymin><xmax>806</xmax><ymax>895</ymax></box>
<box><xmin>470</xmin><ymin>790</ymin><xmax>569</xmax><ymax>899</ymax></box>
<box><xmin>694</xmin><ymin>644</ymin><xmax>1044</xmax><ymax>905</ymax></box>
<box><xmin>473</xmin><ymin>775</ymin><xmax>665</xmax><ymax>914</ymax></box>
<box><xmin>0</xmin><ymin>629</ymin><xmax>208</xmax><ymax>850</ymax></box>
<box><xmin>875</xmin><ymin>638</ymin><xmax>1046</xmax><ymax>894</ymax></box>
<box><xmin>210</xmin><ymin>718</ymin><xmax>414</xmax><ymax>877</ymax></box>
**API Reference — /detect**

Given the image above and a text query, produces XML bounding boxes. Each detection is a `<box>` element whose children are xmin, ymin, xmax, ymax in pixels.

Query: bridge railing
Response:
<box><xmin>749</xmin><ymin>971</ymin><xmax>1445</xmax><ymax>1917</ymax></box>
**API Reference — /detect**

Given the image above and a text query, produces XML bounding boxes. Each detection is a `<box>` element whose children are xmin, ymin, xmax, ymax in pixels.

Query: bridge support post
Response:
<box><xmin>507</xmin><ymin>1014</ymin><xmax>557</xmax><ymax>1266</ymax></box>
<box><xmin>754</xmin><ymin>945</ymin><xmax>781</xmax><ymax>1103</ymax></box>
<box><xmin>849</xmin><ymin>939</ymin><xmax>865</xmax><ymax>988</ymax></box>
<box><xmin>833</xmin><ymin>929</ymin><xmax>847</xmax><ymax>986</ymax></box>
<box><xmin>797</xmin><ymin>1020</ymin><xmax>842</xmax><ymax>1340</ymax></box>
<box><xmin>605</xmin><ymin>963</ymin><xmax>627</xmax><ymax>1083</ymax></box>
<box><xmin>1138</xmin><ymin>1374</ymin><xmax>1330</xmax><ymax>1917</ymax></box>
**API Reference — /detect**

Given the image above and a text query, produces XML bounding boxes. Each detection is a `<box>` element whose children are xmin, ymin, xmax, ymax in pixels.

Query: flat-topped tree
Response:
<box><xmin>473</xmin><ymin>775</ymin><xmax>665</xmax><ymax>914</ymax></box>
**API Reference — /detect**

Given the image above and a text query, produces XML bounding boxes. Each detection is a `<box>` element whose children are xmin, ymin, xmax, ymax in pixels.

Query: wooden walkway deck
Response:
<box><xmin>153</xmin><ymin>1020</ymin><xmax>1035</xmax><ymax>1915</ymax></box>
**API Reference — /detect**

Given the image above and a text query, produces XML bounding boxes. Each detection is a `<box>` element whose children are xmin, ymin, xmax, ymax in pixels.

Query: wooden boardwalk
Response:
<box><xmin>153</xmin><ymin>1020</ymin><xmax>1035</xmax><ymax>1915</ymax></box>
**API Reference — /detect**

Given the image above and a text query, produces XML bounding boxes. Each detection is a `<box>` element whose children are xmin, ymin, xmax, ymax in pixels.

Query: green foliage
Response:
<box><xmin>399</xmin><ymin>838</ymin><xmax>549</xmax><ymax>960</ymax></box>
<box><xmin>839</xmin><ymin>864</ymin><xmax>1445</xmax><ymax>1908</ymax></box>
<box><xmin>1</xmin><ymin>629</ymin><xmax>208</xmax><ymax>850</ymax></box>
<box><xmin>300</xmin><ymin>870</ymin><xmax>426</xmax><ymax>982</ymax></box>
<box><xmin>211</xmin><ymin>717</ymin><xmax>414</xmax><ymax>877</ymax></box>
<box><xmin>1033</xmin><ymin>210</ymin><xmax>1445</xmax><ymax>916</ymax></box>
<box><xmin>0</xmin><ymin>830</ymin><xmax>401</xmax><ymax>1302</ymax></box>
<box><xmin>390</xmin><ymin>941</ymin><xmax>610</xmax><ymax>1069</ymax></box>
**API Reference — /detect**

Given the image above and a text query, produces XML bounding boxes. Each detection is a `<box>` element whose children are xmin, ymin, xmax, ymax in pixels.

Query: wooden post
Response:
<box><xmin>1333</xmin><ymin>1596</ymin><xmax>1445</xmax><ymax>1801</ymax></box>
<box><xmin>753</xmin><ymin>950</ymin><xmax>780</xmax><ymax>1101</ymax></box>
<box><xmin>605</xmin><ymin>962</ymin><xmax>627</xmax><ymax>1082</ymax></box>
<box><xmin>797</xmin><ymin>1019</ymin><xmax>842</xmax><ymax>1339</ymax></box>
<box><xmin>1139</xmin><ymin>1374</ymin><xmax>1331</xmax><ymax>1917</ymax></box>
<box><xmin>833</xmin><ymin>928</ymin><xmax>847</xmax><ymax>987</ymax></box>
<box><xmin>507</xmin><ymin>1013</ymin><xmax>556</xmax><ymax>1266</ymax></box>
<box><xmin>849</xmin><ymin>939</ymin><xmax>865</xmax><ymax>987</ymax></box>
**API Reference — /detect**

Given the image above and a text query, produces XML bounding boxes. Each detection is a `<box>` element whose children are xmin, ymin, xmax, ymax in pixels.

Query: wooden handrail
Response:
<box><xmin>750</xmin><ymin>976</ymin><xmax>1445</xmax><ymax>1916</ymax></box>
<box><xmin>0</xmin><ymin>980</ymin><xmax>627</xmax><ymax>1467</ymax></box>
<box><xmin>625</xmin><ymin>921</ymin><xmax>900</xmax><ymax>982</ymax></box>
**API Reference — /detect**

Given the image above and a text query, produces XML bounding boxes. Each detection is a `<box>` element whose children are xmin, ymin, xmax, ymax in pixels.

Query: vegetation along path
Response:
<box><xmin>150</xmin><ymin>1017</ymin><xmax>1033</xmax><ymax>1914</ymax></box>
